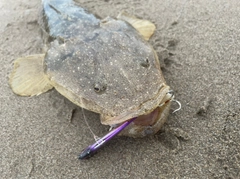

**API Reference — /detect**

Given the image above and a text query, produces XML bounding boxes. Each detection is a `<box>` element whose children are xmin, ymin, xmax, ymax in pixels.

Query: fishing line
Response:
<box><xmin>81</xmin><ymin>107</ymin><xmax>100</xmax><ymax>141</ymax></box>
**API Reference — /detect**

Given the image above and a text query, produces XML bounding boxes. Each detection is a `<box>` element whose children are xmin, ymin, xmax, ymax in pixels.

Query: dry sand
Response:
<box><xmin>1</xmin><ymin>0</ymin><xmax>239</xmax><ymax>178</ymax></box>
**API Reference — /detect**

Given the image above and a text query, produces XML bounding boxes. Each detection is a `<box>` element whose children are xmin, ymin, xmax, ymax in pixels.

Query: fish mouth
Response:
<box><xmin>101</xmin><ymin>84</ymin><xmax>171</xmax><ymax>127</ymax></box>
<box><xmin>107</xmin><ymin>90</ymin><xmax>174</xmax><ymax>137</ymax></box>
<box><xmin>133</xmin><ymin>90</ymin><xmax>174</xmax><ymax>126</ymax></box>
<box><xmin>133</xmin><ymin>106</ymin><xmax>163</xmax><ymax>126</ymax></box>
<box><xmin>118</xmin><ymin>91</ymin><xmax>172</xmax><ymax>137</ymax></box>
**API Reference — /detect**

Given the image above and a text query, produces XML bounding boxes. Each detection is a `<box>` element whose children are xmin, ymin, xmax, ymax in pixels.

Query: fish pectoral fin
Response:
<box><xmin>9</xmin><ymin>54</ymin><xmax>53</xmax><ymax>96</ymax></box>
<box><xmin>117</xmin><ymin>11</ymin><xmax>156</xmax><ymax>41</ymax></box>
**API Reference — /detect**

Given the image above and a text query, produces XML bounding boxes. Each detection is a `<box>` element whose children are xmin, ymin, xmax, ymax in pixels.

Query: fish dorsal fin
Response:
<box><xmin>9</xmin><ymin>54</ymin><xmax>53</xmax><ymax>96</ymax></box>
<box><xmin>117</xmin><ymin>11</ymin><xmax>156</xmax><ymax>41</ymax></box>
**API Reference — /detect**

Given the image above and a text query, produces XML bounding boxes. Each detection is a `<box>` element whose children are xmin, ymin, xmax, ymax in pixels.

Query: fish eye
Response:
<box><xmin>94</xmin><ymin>87</ymin><xmax>100</xmax><ymax>92</ymax></box>
<box><xmin>140</xmin><ymin>58</ymin><xmax>150</xmax><ymax>68</ymax></box>
<box><xmin>94</xmin><ymin>83</ymin><xmax>106</xmax><ymax>93</ymax></box>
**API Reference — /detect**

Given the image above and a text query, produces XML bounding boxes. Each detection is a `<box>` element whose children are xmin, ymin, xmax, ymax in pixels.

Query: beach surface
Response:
<box><xmin>1</xmin><ymin>0</ymin><xmax>239</xmax><ymax>178</ymax></box>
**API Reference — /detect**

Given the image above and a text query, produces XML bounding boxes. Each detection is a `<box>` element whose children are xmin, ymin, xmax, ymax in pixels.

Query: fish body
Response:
<box><xmin>9</xmin><ymin>0</ymin><xmax>172</xmax><ymax>137</ymax></box>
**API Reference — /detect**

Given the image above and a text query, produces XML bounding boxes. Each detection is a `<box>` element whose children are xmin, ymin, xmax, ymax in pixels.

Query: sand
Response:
<box><xmin>1</xmin><ymin>0</ymin><xmax>239</xmax><ymax>178</ymax></box>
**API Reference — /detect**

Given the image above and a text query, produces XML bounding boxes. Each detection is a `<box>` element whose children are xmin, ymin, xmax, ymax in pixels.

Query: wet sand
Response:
<box><xmin>1</xmin><ymin>0</ymin><xmax>239</xmax><ymax>178</ymax></box>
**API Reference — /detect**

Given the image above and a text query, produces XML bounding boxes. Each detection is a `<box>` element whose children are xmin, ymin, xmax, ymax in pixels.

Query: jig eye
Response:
<box><xmin>140</xmin><ymin>58</ymin><xmax>150</xmax><ymax>67</ymax></box>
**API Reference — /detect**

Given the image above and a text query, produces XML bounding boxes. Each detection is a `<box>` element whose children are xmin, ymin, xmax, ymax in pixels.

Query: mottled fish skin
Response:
<box><xmin>42</xmin><ymin>0</ymin><xmax>168</xmax><ymax>125</ymax></box>
<box><xmin>40</xmin><ymin>0</ymin><xmax>99</xmax><ymax>42</ymax></box>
